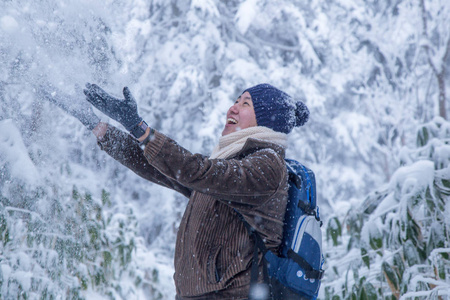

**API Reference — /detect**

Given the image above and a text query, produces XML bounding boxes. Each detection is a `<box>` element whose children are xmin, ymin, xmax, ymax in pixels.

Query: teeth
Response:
<box><xmin>227</xmin><ymin>118</ymin><xmax>238</xmax><ymax>124</ymax></box>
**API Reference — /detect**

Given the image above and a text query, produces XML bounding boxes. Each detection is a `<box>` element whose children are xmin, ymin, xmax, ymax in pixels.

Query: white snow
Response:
<box><xmin>191</xmin><ymin>0</ymin><xmax>219</xmax><ymax>18</ymax></box>
<box><xmin>234</xmin><ymin>0</ymin><xmax>259</xmax><ymax>35</ymax></box>
<box><xmin>0</xmin><ymin>119</ymin><xmax>40</xmax><ymax>186</ymax></box>
<box><xmin>389</xmin><ymin>160</ymin><xmax>435</xmax><ymax>195</ymax></box>
<box><xmin>0</xmin><ymin>15</ymin><xmax>19</xmax><ymax>34</ymax></box>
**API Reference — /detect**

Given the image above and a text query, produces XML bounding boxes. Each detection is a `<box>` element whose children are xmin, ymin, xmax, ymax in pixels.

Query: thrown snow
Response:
<box><xmin>0</xmin><ymin>15</ymin><xmax>19</xmax><ymax>34</ymax></box>
<box><xmin>249</xmin><ymin>283</ymin><xmax>270</xmax><ymax>300</ymax></box>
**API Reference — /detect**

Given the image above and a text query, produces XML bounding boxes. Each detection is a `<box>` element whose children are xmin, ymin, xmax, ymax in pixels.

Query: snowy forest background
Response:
<box><xmin>1</xmin><ymin>0</ymin><xmax>449</xmax><ymax>299</ymax></box>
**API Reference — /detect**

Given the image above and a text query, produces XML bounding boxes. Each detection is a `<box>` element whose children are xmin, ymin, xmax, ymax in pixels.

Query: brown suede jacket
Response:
<box><xmin>97</xmin><ymin>126</ymin><xmax>288</xmax><ymax>300</ymax></box>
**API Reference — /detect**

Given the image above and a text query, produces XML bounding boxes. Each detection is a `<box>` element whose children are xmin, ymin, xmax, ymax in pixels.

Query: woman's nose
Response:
<box><xmin>229</xmin><ymin>103</ymin><xmax>239</xmax><ymax>113</ymax></box>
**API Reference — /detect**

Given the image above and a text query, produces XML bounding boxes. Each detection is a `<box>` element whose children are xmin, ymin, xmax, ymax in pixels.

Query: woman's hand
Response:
<box><xmin>83</xmin><ymin>83</ymin><xmax>142</xmax><ymax>132</ymax></box>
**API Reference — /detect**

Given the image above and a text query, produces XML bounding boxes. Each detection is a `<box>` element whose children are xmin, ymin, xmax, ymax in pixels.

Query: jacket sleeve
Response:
<box><xmin>143</xmin><ymin>130</ymin><xmax>286</xmax><ymax>206</ymax></box>
<box><xmin>97</xmin><ymin>125</ymin><xmax>192</xmax><ymax>198</ymax></box>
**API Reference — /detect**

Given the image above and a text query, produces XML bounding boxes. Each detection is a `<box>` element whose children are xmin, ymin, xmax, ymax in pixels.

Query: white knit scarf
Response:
<box><xmin>210</xmin><ymin>127</ymin><xmax>288</xmax><ymax>159</ymax></box>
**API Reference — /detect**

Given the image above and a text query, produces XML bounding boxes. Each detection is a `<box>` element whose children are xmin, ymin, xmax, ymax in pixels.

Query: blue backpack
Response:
<box><xmin>237</xmin><ymin>159</ymin><xmax>324</xmax><ymax>299</ymax></box>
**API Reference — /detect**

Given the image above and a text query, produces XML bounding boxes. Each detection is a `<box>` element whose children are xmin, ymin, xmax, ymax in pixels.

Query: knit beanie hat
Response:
<box><xmin>244</xmin><ymin>83</ymin><xmax>309</xmax><ymax>134</ymax></box>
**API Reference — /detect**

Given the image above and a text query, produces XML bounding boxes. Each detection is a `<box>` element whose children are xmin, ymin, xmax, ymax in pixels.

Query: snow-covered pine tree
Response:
<box><xmin>324</xmin><ymin>117</ymin><xmax>450</xmax><ymax>299</ymax></box>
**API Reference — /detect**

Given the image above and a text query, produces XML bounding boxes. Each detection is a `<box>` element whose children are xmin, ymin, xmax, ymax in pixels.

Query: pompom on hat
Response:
<box><xmin>243</xmin><ymin>83</ymin><xmax>309</xmax><ymax>134</ymax></box>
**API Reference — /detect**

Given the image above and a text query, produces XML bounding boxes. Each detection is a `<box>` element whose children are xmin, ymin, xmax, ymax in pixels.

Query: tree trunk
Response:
<box><xmin>420</xmin><ymin>0</ymin><xmax>449</xmax><ymax>120</ymax></box>
<box><xmin>437</xmin><ymin>72</ymin><xmax>447</xmax><ymax>119</ymax></box>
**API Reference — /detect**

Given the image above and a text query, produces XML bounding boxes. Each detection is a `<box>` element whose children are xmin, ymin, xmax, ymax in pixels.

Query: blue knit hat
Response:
<box><xmin>244</xmin><ymin>83</ymin><xmax>309</xmax><ymax>134</ymax></box>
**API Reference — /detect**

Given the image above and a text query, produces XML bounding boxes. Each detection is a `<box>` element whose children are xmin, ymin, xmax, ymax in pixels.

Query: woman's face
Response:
<box><xmin>222</xmin><ymin>91</ymin><xmax>258</xmax><ymax>136</ymax></box>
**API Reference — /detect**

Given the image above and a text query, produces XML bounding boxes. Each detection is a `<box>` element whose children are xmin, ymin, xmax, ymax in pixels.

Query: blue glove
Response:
<box><xmin>37</xmin><ymin>85</ymin><xmax>100</xmax><ymax>131</ymax></box>
<box><xmin>83</xmin><ymin>83</ymin><xmax>142</xmax><ymax>132</ymax></box>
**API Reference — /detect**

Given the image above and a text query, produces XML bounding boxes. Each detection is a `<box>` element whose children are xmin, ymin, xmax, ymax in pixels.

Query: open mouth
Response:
<box><xmin>227</xmin><ymin>118</ymin><xmax>238</xmax><ymax>125</ymax></box>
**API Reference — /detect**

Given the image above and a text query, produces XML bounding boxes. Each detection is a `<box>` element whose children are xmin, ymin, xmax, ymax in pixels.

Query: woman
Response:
<box><xmin>42</xmin><ymin>83</ymin><xmax>309</xmax><ymax>299</ymax></box>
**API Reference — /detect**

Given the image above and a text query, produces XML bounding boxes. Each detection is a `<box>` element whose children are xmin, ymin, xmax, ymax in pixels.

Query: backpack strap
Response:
<box><xmin>234</xmin><ymin>211</ymin><xmax>270</xmax><ymax>293</ymax></box>
<box><xmin>286</xmin><ymin>161</ymin><xmax>320</xmax><ymax>220</ymax></box>
<box><xmin>287</xmin><ymin>249</ymin><xmax>324</xmax><ymax>280</ymax></box>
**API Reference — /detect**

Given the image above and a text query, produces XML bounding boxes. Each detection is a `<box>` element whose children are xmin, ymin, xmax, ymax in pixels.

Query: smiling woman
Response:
<box><xmin>43</xmin><ymin>82</ymin><xmax>309</xmax><ymax>299</ymax></box>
